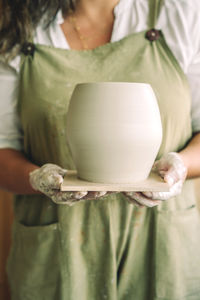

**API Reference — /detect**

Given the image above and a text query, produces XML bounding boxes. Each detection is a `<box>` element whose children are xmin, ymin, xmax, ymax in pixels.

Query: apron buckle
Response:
<box><xmin>145</xmin><ymin>29</ymin><xmax>160</xmax><ymax>42</ymax></box>
<box><xmin>21</xmin><ymin>42</ymin><xmax>35</xmax><ymax>56</ymax></box>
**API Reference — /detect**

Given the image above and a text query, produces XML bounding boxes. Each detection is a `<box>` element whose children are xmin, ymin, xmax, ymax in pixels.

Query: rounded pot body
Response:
<box><xmin>66</xmin><ymin>82</ymin><xmax>162</xmax><ymax>183</ymax></box>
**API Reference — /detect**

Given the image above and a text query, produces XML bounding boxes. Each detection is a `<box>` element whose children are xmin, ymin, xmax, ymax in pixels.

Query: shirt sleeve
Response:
<box><xmin>187</xmin><ymin>52</ymin><xmax>200</xmax><ymax>133</ymax></box>
<box><xmin>0</xmin><ymin>60</ymin><xmax>24</xmax><ymax>150</ymax></box>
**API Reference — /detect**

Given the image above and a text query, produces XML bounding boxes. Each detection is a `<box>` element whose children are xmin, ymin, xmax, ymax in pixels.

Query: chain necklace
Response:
<box><xmin>69</xmin><ymin>15</ymin><xmax>111</xmax><ymax>50</ymax></box>
<box><xmin>69</xmin><ymin>15</ymin><xmax>89</xmax><ymax>49</ymax></box>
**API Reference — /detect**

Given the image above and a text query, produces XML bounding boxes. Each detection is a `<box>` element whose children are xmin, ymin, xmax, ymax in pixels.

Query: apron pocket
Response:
<box><xmin>7</xmin><ymin>220</ymin><xmax>61</xmax><ymax>299</ymax></box>
<box><xmin>155</xmin><ymin>205</ymin><xmax>200</xmax><ymax>300</ymax></box>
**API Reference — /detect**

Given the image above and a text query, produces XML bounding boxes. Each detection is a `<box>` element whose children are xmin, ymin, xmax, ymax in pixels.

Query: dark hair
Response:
<box><xmin>0</xmin><ymin>0</ymin><xmax>77</xmax><ymax>59</ymax></box>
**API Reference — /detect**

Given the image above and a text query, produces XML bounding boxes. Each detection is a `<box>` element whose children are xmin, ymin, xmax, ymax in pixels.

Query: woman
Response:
<box><xmin>1</xmin><ymin>0</ymin><xmax>200</xmax><ymax>299</ymax></box>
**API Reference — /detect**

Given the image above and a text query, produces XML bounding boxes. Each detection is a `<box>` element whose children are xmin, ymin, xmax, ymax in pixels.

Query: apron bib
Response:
<box><xmin>7</xmin><ymin>0</ymin><xmax>200</xmax><ymax>299</ymax></box>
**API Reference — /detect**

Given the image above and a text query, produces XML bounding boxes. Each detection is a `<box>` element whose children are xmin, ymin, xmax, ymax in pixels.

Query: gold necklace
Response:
<box><xmin>69</xmin><ymin>15</ymin><xmax>111</xmax><ymax>50</ymax></box>
<box><xmin>69</xmin><ymin>15</ymin><xmax>89</xmax><ymax>49</ymax></box>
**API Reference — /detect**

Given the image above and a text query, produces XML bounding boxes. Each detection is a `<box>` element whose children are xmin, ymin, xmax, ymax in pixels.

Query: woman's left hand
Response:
<box><xmin>123</xmin><ymin>152</ymin><xmax>188</xmax><ymax>207</ymax></box>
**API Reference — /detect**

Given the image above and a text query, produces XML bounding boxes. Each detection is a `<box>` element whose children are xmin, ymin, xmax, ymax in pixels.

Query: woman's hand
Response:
<box><xmin>29</xmin><ymin>163</ymin><xmax>107</xmax><ymax>205</ymax></box>
<box><xmin>123</xmin><ymin>152</ymin><xmax>188</xmax><ymax>207</ymax></box>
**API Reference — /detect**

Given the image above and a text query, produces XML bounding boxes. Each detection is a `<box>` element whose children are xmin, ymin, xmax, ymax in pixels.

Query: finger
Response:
<box><xmin>123</xmin><ymin>192</ymin><xmax>144</xmax><ymax>207</ymax></box>
<box><xmin>93</xmin><ymin>191</ymin><xmax>107</xmax><ymax>198</ymax></box>
<box><xmin>73</xmin><ymin>191</ymin><xmax>88</xmax><ymax>199</ymax></box>
<box><xmin>142</xmin><ymin>180</ymin><xmax>183</xmax><ymax>200</ymax></box>
<box><xmin>41</xmin><ymin>172</ymin><xmax>64</xmax><ymax>189</ymax></box>
<box><xmin>163</xmin><ymin>166</ymin><xmax>186</xmax><ymax>185</ymax></box>
<box><xmin>153</xmin><ymin>159</ymin><xmax>168</xmax><ymax>172</ymax></box>
<box><xmin>57</xmin><ymin>168</ymin><xmax>68</xmax><ymax>177</ymax></box>
<box><xmin>91</xmin><ymin>191</ymin><xmax>107</xmax><ymax>198</ymax></box>
<box><xmin>81</xmin><ymin>191</ymin><xmax>107</xmax><ymax>200</ymax></box>
<box><xmin>142</xmin><ymin>191</ymin><xmax>170</xmax><ymax>201</ymax></box>
<box><xmin>51</xmin><ymin>191</ymin><xmax>73</xmax><ymax>205</ymax></box>
<box><xmin>125</xmin><ymin>192</ymin><xmax>160</xmax><ymax>207</ymax></box>
<box><xmin>164</xmin><ymin>173</ymin><xmax>175</xmax><ymax>186</ymax></box>
<box><xmin>51</xmin><ymin>191</ymin><xmax>87</xmax><ymax>204</ymax></box>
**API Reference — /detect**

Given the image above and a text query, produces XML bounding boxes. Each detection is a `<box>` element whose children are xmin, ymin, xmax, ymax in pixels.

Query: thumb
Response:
<box><xmin>163</xmin><ymin>172</ymin><xmax>175</xmax><ymax>186</ymax></box>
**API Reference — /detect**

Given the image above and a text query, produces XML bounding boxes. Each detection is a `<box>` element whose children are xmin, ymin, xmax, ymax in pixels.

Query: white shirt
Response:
<box><xmin>0</xmin><ymin>0</ymin><xmax>200</xmax><ymax>150</ymax></box>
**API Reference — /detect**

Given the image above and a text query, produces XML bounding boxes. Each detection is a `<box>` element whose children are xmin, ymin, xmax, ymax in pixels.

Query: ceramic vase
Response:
<box><xmin>66</xmin><ymin>82</ymin><xmax>162</xmax><ymax>183</ymax></box>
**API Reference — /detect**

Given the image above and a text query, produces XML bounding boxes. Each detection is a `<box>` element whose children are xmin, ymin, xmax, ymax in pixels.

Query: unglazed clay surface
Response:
<box><xmin>66</xmin><ymin>82</ymin><xmax>162</xmax><ymax>183</ymax></box>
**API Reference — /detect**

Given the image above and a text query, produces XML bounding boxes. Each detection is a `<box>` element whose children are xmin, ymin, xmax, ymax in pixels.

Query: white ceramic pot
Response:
<box><xmin>66</xmin><ymin>82</ymin><xmax>162</xmax><ymax>183</ymax></box>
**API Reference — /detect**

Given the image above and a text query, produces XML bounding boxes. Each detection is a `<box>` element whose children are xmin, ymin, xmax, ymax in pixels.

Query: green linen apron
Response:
<box><xmin>7</xmin><ymin>0</ymin><xmax>200</xmax><ymax>299</ymax></box>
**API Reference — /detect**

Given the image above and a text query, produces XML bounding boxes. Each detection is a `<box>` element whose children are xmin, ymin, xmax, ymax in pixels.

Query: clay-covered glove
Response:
<box><xmin>123</xmin><ymin>152</ymin><xmax>187</xmax><ymax>207</ymax></box>
<box><xmin>29</xmin><ymin>163</ymin><xmax>107</xmax><ymax>205</ymax></box>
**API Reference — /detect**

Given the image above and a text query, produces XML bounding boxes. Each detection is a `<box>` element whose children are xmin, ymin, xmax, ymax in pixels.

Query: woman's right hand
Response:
<box><xmin>29</xmin><ymin>163</ymin><xmax>107</xmax><ymax>205</ymax></box>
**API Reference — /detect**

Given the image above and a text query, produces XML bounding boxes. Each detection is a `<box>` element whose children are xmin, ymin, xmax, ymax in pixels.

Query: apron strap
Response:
<box><xmin>148</xmin><ymin>0</ymin><xmax>163</xmax><ymax>28</ymax></box>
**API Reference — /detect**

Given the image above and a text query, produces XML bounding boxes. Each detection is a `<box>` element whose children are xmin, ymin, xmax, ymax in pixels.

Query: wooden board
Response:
<box><xmin>61</xmin><ymin>170</ymin><xmax>170</xmax><ymax>192</ymax></box>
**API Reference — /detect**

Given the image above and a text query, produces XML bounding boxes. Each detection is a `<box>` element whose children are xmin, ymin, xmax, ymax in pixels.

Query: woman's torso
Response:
<box><xmin>1</xmin><ymin>0</ymin><xmax>199</xmax><ymax>155</ymax></box>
